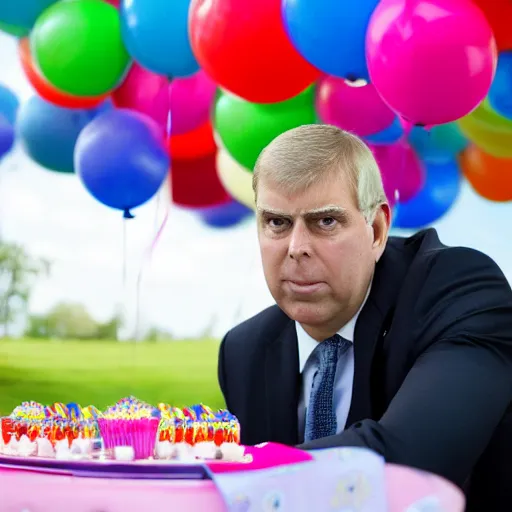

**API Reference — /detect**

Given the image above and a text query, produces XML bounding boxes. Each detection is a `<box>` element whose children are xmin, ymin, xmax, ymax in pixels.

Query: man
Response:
<box><xmin>218</xmin><ymin>124</ymin><xmax>512</xmax><ymax>509</ymax></box>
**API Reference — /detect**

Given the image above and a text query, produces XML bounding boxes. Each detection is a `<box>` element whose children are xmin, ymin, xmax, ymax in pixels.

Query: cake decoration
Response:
<box><xmin>0</xmin><ymin>396</ymin><xmax>244</xmax><ymax>463</ymax></box>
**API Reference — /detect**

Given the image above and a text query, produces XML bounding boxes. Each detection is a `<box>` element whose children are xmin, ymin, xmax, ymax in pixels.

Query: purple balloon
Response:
<box><xmin>75</xmin><ymin>109</ymin><xmax>169</xmax><ymax>217</ymax></box>
<box><xmin>0</xmin><ymin>115</ymin><xmax>14</xmax><ymax>158</ymax></box>
<box><xmin>198</xmin><ymin>200</ymin><xmax>252</xmax><ymax>228</ymax></box>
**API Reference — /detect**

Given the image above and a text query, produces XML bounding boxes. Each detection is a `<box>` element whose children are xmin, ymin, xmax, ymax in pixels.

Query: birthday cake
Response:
<box><xmin>0</xmin><ymin>396</ymin><xmax>244</xmax><ymax>463</ymax></box>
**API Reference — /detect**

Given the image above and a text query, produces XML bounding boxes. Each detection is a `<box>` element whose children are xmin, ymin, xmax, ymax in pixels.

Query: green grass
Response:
<box><xmin>0</xmin><ymin>338</ymin><xmax>224</xmax><ymax>416</ymax></box>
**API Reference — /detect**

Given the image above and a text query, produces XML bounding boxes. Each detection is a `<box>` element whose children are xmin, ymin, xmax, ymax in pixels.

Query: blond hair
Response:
<box><xmin>253</xmin><ymin>124</ymin><xmax>387</xmax><ymax>223</ymax></box>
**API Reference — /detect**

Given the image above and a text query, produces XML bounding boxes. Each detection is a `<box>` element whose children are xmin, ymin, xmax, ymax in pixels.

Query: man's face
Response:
<box><xmin>256</xmin><ymin>171</ymin><xmax>389</xmax><ymax>339</ymax></box>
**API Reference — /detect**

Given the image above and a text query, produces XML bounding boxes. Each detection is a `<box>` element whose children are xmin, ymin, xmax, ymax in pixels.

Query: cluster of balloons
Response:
<box><xmin>0</xmin><ymin>0</ymin><xmax>511</xmax><ymax>231</ymax></box>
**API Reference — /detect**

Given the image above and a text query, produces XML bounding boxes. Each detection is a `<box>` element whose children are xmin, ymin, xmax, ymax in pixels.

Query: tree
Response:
<box><xmin>26</xmin><ymin>302</ymin><xmax>124</xmax><ymax>340</ymax></box>
<box><xmin>0</xmin><ymin>240</ymin><xmax>50</xmax><ymax>337</ymax></box>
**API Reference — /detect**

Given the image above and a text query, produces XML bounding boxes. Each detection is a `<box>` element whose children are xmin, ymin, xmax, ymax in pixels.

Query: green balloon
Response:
<box><xmin>30</xmin><ymin>0</ymin><xmax>131</xmax><ymax>97</ymax></box>
<box><xmin>214</xmin><ymin>86</ymin><xmax>317</xmax><ymax>171</ymax></box>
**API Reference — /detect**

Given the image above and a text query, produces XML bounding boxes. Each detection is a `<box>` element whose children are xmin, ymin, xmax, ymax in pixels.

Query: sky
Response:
<box><xmin>0</xmin><ymin>31</ymin><xmax>511</xmax><ymax>339</ymax></box>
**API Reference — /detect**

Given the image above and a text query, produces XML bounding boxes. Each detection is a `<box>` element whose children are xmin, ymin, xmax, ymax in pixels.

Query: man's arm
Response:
<box><xmin>298</xmin><ymin>248</ymin><xmax>512</xmax><ymax>487</ymax></box>
<box><xmin>218</xmin><ymin>334</ymin><xmax>230</xmax><ymax>409</ymax></box>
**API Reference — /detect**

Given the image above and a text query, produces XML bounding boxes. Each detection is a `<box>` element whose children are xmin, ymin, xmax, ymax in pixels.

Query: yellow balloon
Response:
<box><xmin>458</xmin><ymin>99</ymin><xmax>512</xmax><ymax>158</ymax></box>
<box><xmin>216</xmin><ymin>149</ymin><xmax>255</xmax><ymax>211</ymax></box>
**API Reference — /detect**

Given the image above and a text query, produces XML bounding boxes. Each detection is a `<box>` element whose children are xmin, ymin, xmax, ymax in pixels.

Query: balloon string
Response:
<box><xmin>133</xmin><ymin>201</ymin><xmax>170</xmax><ymax>341</ymax></box>
<box><xmin>396</xmin><ymin>120</ymin><xmax>413</xmax><ymax>204</ymax></box>
<box><xmin>120</xmin><ymin>216</ymin><xmax>129</xmax><ymax>338</ymax></box>
<box><xmin>132</xmin><ymin>79</ymin><xmax>173</xmax><ymax>341</ymax></box>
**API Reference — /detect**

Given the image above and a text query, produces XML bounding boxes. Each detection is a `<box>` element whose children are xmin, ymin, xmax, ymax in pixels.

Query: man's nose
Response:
<box><xmin>288</xmin><ymin>221</ymin><xmax>312</xmax><ymax>260</ymax></box>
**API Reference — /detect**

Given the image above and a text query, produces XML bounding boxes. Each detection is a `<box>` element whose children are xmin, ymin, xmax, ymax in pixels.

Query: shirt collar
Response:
<box><xmin>296</xmin><ymin>282</ymin><xmax>372</xmax><ymax>373</ymax></box>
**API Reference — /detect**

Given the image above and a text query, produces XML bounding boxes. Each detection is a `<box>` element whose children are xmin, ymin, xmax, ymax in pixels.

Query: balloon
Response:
<box><xmin>17</xmin><ymin>95</ymin><xmax>109</xmax><ymax>173</ymax></box>
<box><xmin>472</xmin><ymin>0</ymin><xmax>512</xmax><ymax>52</ymax></box>
<box><xmin>0</xmin><ymin>84</ymin><xmax>19</xmax><ymax>125</ymax></box>
<box><xmin>120</xmin><ymin>0</ymin><xmax>199</xmax><ymax>77</ymax></box>
<box><xmin>198</xmin><ymin>200</ymin><xmax>253</xmax><ymax>228</ymax></box>
<box><xmin>0</xmin><ymin>0</ymin><xmax>57</xmax><ymax>33</ymax></box>
<box><xmin>112</xmin><ymin>63</ymin><xmax>169</xmax><ymax>129</ymax></box>
<box><xmin>215</xmin><ymin>86</ymin><xmax>316</xmax><ymax>170</ymax></box>
<box><xmin>282</xmin><ymin>0</ymin><xmax>379</xmax><ymax>80</ymax></box>
<box><xmin>169</xmin><ymin>119</ymin><xmax>216</xmax><ymax>160</ymax></box>
<box><xmin>113</xmin><ymin>65</ymin><xmax>217</xmax><ymax>136</ymax></box>
<box><xmin>364</xmin><ymin>117</ymin><xmax>403</xmax><ymax>145</ymax></box>
<box><xmin>488</xmin><ymin>52</ymin><xmax>512</xmax><ymax>120</ymax></box>
<box><xmin>170</xmin><ymin>152</ymin><xmax>231</xmax><ymax>208</ymax></box>
<box><xmin>18</xmin><ymin>39</ymin><xmax>109</xmax><ymax>109</ymax></box>
<box><xmin>31</xmin><ymin>0</ymin><xmax>131</xmax><ymax>96</ymax></box>
<box><xmin>370</xmin><ymin>142</ymin><xmax>424</xmax><ymax>207</ymax></box>
<box><xmin>216</xmin><ymin>149</ymin><xmax>255</xmax><ymax>210</ymax></box>
<box><xmin>75</xmin><ymin>109</ymin><xmax>169</xmax><ymax>217</ymax></box>
<box><xmin>189</xmin><ymin>0</ymin><xmax>320</xmax><ymax>103</ymax></box>
<box><xmin>458</xmin><ymin>99</ymin><xmax>512</xmax><ymax>158</ymax></box>
<box><xmin>316</xmin><ymin>77</ymin><xmax>395</xmax><ymax>138</ymax></box>
<box><xmin>393</xmin><ymin>159</ymin><xmax>461</xmax><ymax>229</ymax></box>
<box><xmin>170</xmin><ymin>71</ymin><xmax>217</xmax><ymax>136</ymax></box>
<box><xmin>0</xmin><ymin>115</ymin><xmax>15</xmax><ymax>158</ymax></box>
<box><xmin>408</xmin><ymin>124</ymin><xmax>467</xmax><ymax>164</ymax></box>
<box><xmin>103</xmin><ymin>0</ymin><xmax>119</xmax><ymax>5</ymax></box>
<box><xmin>459</xmin><ymin>145</ymin><xmax>512</xmax><ymax>202</ymax></box>
<box><xmin>366</xmin><ymin>0</ymin><xmax>497</xmax><ymax>126</ymax></box>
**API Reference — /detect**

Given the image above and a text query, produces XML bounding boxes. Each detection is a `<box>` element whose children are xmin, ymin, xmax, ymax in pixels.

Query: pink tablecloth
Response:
<box><xmin>0</xmin><ymin>464</ymin><xmax>464</xmax><ymax>511</ymax></box>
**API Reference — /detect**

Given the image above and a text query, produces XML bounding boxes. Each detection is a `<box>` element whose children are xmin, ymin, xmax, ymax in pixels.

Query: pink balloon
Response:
<box><xmin>102</xmin><ymin>0</ymin><xmax>120</xmax><ymax>5</ymax></box>
<box><xmin>112</xmin><ymin>63</ymin><xmax>169</xmax><ymax>128</ymax></box>
<box><xmin>366</xmin><ymin>0</ymin><xmax>497</xmax><ymax>126</ymax></box>
<box><xmin>316</xmin><ymin>76</ymin><xmax>396</xmax><ymax>137</ymax></box>
<box><xmin>169</xmin><ymin>71</ymin><xmax>217</xmax><ymax>136</ymax></box>
<box><xmin>370</xmin><ymin>142</ymin><xmax>425</xmax><ymax>206</ymax></box>
<box><xmin>112</xmin><ymin>65</ymin><xmax>217</xmax><ymax>136</ymax></box>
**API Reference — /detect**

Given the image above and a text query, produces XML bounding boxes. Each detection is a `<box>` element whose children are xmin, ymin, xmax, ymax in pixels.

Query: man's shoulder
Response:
<box><xmin>388</xmin><ymin>227</ymin><xmax>504</xmax><ymax>276</ymax></box>
<box><xmin>222</xmin><ymin>304</ymin><xmax>291</xmax><ymax>348</ymax></box>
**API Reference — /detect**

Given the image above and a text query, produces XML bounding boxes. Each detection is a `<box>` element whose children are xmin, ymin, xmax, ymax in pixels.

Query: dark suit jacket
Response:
<box><xmin>218</xmin><ymin>228</ymin><xmax>512</xmax><ymax>510</ymax></box>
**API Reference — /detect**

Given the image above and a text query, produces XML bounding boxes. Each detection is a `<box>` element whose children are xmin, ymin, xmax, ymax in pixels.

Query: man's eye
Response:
<box><xmin>268</xmin><ymin>218</ymin><xmax>288</xmax><ymax>229</ymax></box>
<box><xmin>319</xmin><ymin>217</ymin><xmax>336</xmax><ymax>227</ymax></box>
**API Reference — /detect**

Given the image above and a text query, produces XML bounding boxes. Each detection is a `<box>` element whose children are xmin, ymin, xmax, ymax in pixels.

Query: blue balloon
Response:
<box><xmin>408</xmin><ymin>123</ymin><xmax>467</xmax><ymax>163</ymax></box>
<box><xmin>0</xmin><ymin>115</ymin><xmax>15</xmax><ymax>158</ymax></box>
<box><xmin>120</xmin><ymin>0</ymin><xmax>199</xmax><ymax>78</ymax></box>
<box><xmin>198</xmin><ymin>200</ymin><xmax>253</xmax><ymax>228</ymax></box>
<box><xmin>364</xmin><ymin>117</ymin><xmax>403</xmax><ymax>145</ymax></box>
<box><xmin>0</xmin><ymin>85</ymin><xmax>19</xmax><ymax>125</ymax></box>
<box><xmin>393</xmin><ymin>159</ymin><xmax>461</xmax><ymax>229</ymax></box>
<box><xmin>489</xmin><ymin>51</ymin><xmax>512</xmax><ymax>120</ymax></box>
<box><xmin>0</xmin><ymin>0</ymin><xmax>57</xmax><ymax>32</ymax></box>
<box><xmin>282</xmin><ymin>0</ymin><xmax>379</xmax><ymax>80</ymax></box>
<box><xmin>75</xmin><ymin>109</ymin><xmax>169</xmax><ymax>218</ymax></box>
<box><xmin>17</xmin><ymin>96</ymin><xmax>107</xmax><ymax>173</ymax></box>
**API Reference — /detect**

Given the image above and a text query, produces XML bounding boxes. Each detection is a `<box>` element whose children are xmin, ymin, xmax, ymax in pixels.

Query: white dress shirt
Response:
<box><xmin>297</xmin><ymin>289</ymin><xmax>370</xmax><ymax>442</ymax></box>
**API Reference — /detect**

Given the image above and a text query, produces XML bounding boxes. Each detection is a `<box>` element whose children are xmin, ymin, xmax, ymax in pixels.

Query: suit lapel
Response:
<box><xmin>264</xmin><ymin>319</ymin><xmax>300</xmax><ymax>445</ymax></box>
<box><xmin>346</xmin><ymin>242</ymin><xmax>409</xmax><ymax>427</ymax></box>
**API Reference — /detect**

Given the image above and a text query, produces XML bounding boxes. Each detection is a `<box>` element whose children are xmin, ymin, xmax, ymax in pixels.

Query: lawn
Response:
<box><xmin>0</xmin><ymin>338</ymin><xmax>224</xmax><ymax>416</ymax></box>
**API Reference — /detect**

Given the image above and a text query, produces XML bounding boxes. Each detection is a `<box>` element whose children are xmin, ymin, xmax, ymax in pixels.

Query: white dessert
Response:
<box><xmin>55</xmin><ymin>439</ymin><xmax>73</xmax><ymax>460</ymax></box>
<box><xmin>220</xmin><ymin>442</ymin><xmax>246</xmax><ymax>462</ymax></box>
<box><xmin>36</xmin><ymin>437</ymin><xmax>55</xmax><ymax>458</ymax></box>
<box><xmin>193</xmin><ymin>441</ymin><xmax>219</xmax><ymax>460</ymax></box>
<box><xmin>155</xmin><ymin>440</ymin><xmax>176</xmax><ymax>460</ymax></box>
<box><xmin>114</xmin><ymin>445</ymin><xmax>135</xmax><ymax>461</ymax></box>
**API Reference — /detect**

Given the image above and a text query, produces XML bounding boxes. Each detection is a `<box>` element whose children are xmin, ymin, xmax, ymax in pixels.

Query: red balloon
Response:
<box><xmin>18</xmin><ymin>38</ymin><xmax>109</xmax><ymax>109</ymax></box>
<box><xmin>170</xmin><ymin>152</ymin><xmax>231</xmax><ymax>207</ymax></box>
<box><xmin>189</xmin><ymin>0</ymin><xmax>320</xmax><ymax>103</ymax></box>
<box><xmin>168</xmin><ymin>119</ymin><xmax>216</xmax><ymax>160</ymax></box>
<box><xmin>472</xmin><ymin>0</ymin><xmax>512</xmax><ymax>51</ymax></box>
